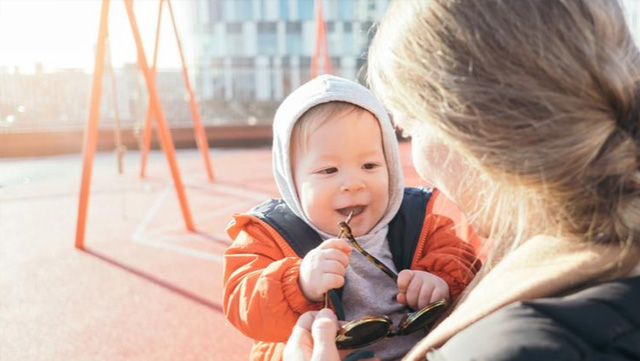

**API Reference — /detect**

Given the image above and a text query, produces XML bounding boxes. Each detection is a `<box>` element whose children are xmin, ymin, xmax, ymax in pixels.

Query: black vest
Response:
<box><xmin>248</xmin><ymin>187</ymin><xmax>433</xmax><ymax>319</ymax></box>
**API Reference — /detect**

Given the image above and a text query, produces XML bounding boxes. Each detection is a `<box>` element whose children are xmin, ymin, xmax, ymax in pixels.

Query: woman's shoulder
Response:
<box><xmin>428</xmin><ymin>276</ymin><xmax>640</xmax><ymax>361</ymax></box>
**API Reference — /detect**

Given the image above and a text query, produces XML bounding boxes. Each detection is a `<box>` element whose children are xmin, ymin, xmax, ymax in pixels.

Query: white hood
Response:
<box><xmin>272</xmin><ymin>75</ymin><xmax>404</xmax><ymax>238</ymax></box>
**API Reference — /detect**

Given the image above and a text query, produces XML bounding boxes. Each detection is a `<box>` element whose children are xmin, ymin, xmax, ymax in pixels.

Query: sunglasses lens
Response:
<box><xmin>336</xmin><ymin>317</ymin><xmax>391</xmax><ymax>349</ymax></box>
<box><xmin>398</xmin><ymin>298</ymin><xmax>448</xmax><ymax>335</ymax></box>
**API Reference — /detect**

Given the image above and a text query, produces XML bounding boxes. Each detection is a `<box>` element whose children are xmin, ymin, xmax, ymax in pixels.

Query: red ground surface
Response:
<box><xmin>0</xmin><ymin>142</ymin><xmax>433</xmax><ymax>361</ymax></box>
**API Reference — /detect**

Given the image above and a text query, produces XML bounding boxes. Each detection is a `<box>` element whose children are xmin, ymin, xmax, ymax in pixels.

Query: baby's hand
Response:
<box><xmin>299</xmin><ymin>238</ymin><xmax>352</xmax><ymax>302</ymax></box>
<box><xmin>396</xmin><ymin>270</ymin><xmax>449</xmax><ymax>310</ymax></box>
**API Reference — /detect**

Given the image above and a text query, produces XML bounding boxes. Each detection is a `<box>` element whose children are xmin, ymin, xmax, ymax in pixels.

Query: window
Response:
<box><xmin>343</xmin><ymin>23</ymin><xmax>353</xmax><ymax>55</ymax></box>
<box><xmin>209</xmin><ymin>1</ymin><xmax>222</xmax><ymax>22</ymax></box>
<box><xmin>227</xmin><ymin>23</ymin><xmax>243</xmax><ymax>32</ymax></box>
<box><xmin>280</xmin><ymin>0</ymin><xmax>289</xmax><ymax>19</ymax></box>
<box><xmin>286</xmin><ymin>21</ymin><xmax>303</xmax><ymax>55</ymax></box>
<box><xmin>234</xmin><ymin>0</ymin><xmax>254</xmax><ymax>21</ymax></box>
<box><xmin>298</xmin><ymin>0</ymin><xmax>314</xmax><ymax>20</ymax></box>
<box><xmin>257</xmin><ymin>22</ymin><xmax>278</xmax><ymax>56</ymax></box>
<box><xmin>286</xmin><ymin>21</ymin><xmax>302</xmax><ymax>32</ymax></box>
<box><xmin>226</xmin><ymin>23</ymin><xmax>244</xmax><ymax>56</ymax></box>
<box><xmin>339</xmin><ymin>0</ymin><xmax>354</xmax><ymax>21</ymax></box>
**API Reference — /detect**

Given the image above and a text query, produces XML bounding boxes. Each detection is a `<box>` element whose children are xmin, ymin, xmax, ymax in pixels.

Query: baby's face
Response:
<box><xmin>293</xmin><ymin>110</ymin><xmax>389</xmax><ymax>237</ymax></box>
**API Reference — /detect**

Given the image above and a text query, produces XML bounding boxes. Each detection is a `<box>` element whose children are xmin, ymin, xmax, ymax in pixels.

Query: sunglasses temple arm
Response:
<box><xmin>338</xmin><ymin>221</ymin><xmax>398</xmax><ymax>282</ymax></box>
<box><xmin>349</xmin><ymin>238</ymin><xmax>398</xmax><ymax>282</ymax></box>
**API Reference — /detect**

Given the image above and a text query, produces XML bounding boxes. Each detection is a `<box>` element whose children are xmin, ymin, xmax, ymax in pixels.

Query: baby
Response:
<box><xmin>223</xmin><ymin>75</ymin><xmax>479</xmax><ymax>361</ymax></box>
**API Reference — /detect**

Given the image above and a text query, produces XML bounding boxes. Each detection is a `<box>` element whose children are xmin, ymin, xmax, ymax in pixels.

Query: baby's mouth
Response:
<box><xmin>337</xmin><ymin>206</ymin><xmax>365</xmax><ymax>218</ymax></box>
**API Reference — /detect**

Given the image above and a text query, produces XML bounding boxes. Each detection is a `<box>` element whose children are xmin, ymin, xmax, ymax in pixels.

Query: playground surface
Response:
<box><xmin>0</xmin><ymin>142</ymin><xmax>436</xmax><ymax>361</ymax></box>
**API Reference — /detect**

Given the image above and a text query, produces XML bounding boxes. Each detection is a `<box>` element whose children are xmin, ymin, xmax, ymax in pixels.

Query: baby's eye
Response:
<box><xmin>318</xmin><ymin>167</ymin><xmax>338</xmax><ymax>175</ymax></box>
<box><xmin>362</xmin><ymin>163</ymin><xmax>379</xmax><ymax>170</ymax></box>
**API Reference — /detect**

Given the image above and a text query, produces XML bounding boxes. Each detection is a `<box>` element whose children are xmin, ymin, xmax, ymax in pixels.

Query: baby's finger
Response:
<box><xmin>320</xmin><ymin>238</ymin><xmax>352</xmax><ymax>254</ymax></box>
<box><xmin>322</xmin><ymin>273</ymin><xmax>346</xmax><ymax>290</ymax></box>
<box><xmin>396</xmin><ymin>269</ymin><xmax>414</xmax><ymax>293</ymax></box>
<box><xmin>322</xmin><ymin>259</ymin><xmax>348</xmax><ymax>276</ymax></box>
<box><xmin>323</xmin><ymin>248</ymin><xmax>351</xmax><ymax>267</ymax></box>
<box><xmin>405</xmin><ymin>276</ymin><xmax>423</xmax><ymax>309</ymax></box>
<box><xmin>417</xmin><ymin>283</ymin><xmax>435</xmax><ymax>310</ymax></box>
<box><xmin>429</xmin><ymin>286</ymin><xmax>450</xmax><ymax>304</ymax></box>
<box><xmin>396</xmin><ymin>292</ymin><xmax>407</xmax><ymax>305</ymax></box>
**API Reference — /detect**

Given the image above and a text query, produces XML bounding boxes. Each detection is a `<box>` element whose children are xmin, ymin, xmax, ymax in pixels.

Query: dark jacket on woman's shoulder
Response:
<box><xmin>428</xmin><ymin>276</ymin><xmax>640</xmax><ymax>361</ymax></box>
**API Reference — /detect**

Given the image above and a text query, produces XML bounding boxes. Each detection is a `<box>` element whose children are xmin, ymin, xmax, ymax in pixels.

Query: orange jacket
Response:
<box><xmin>223</xmin><ymin>189</ymin><xmax>480</xmax><ymax>361</ymax></box>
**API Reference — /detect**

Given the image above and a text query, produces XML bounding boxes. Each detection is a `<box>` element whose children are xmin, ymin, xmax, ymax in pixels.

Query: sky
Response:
<box><xmin>0</xmin><ymin>0</ymin><xmax>192</xmax><ymax>73</ymax></box>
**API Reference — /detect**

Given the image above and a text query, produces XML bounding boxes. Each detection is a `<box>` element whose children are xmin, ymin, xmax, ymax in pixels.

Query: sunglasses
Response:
<box><xmin>329</xmin><ymin>213</ymin><xmax>448</xmax><ymax>350</ymax></box>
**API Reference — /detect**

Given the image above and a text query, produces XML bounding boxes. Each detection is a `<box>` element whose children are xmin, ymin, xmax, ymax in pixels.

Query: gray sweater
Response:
<box><xmin>342</xmin><ymin>231</ymin><xmax>427</xmax><ymax>361</ymax></box>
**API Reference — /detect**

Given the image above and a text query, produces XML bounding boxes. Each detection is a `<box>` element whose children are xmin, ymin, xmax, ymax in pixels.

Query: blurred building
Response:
<box><xmin>2</xmin><ymin>0</ymin><xmax>640</xmax><ymax>139</ymax></box>
<box><xmin>0</xmin><ymin>63</ymin><xmax>191</xmax><ymax>132</ymax></box>
<box><xmin>0</xmin><ymin>66</ymin><xmax>92</xmax><ymax>132</ymax></box>
<box><xmin>0</xmin><ymin>0</ymin><xmax>390</xmax><ymax>135</ymax></box>
<box><xmin>190</xmin><ymin>0</ymin><xmax>390</xmax><ymax>103</ymax></box>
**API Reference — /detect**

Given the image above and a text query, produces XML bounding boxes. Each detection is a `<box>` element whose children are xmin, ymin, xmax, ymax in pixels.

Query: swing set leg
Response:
<box><xmin>140</xmin><ymin>94</ymin><xmax>155</xmax><ymax>178</ymax></box>
<box><xmin>140</xmin><ymin>0</ymin><xmax>164</xmax><ymax>179</ymax></box>
<box><xmin>75</xmin><ymin>0</ymin><xmax>111</xmax><ymax>249</ymax></box>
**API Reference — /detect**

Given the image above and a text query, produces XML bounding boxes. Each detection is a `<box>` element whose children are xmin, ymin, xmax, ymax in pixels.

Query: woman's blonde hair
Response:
<box><xmin>368</xmin><ymin>0</ymin><xmax>640</xmax><ymax>267</ymax></box>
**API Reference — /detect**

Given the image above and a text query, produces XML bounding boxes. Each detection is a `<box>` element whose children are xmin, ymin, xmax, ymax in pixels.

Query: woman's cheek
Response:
<box><xmin>411</xmin><ymin>137</ymin><xmax>437</xmax><ymax>185</ymax></box>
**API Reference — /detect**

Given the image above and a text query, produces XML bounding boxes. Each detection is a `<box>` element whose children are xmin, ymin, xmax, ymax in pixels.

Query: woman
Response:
<box><xmin>284</xmin><ymin>0</ymin><xmax>640</xmax><ymax>360</ymax></box>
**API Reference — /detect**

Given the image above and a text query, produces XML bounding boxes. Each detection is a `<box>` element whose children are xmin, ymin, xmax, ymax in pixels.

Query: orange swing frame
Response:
<box><xmin>77</xmin><ymin>0</ymin><xmax>330</xmax><ymax>248</ymax></box>
<box><xmin>75</xmin><ymin>0</ymin><xmax>200</xmax><ymax>249</ymax></box>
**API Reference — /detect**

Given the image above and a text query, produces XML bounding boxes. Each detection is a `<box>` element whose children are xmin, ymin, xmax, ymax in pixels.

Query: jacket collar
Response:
<box><xmin>403</xmin><ymin>236</ymin><xmax>640</xmax><ymax>361</ymax></box>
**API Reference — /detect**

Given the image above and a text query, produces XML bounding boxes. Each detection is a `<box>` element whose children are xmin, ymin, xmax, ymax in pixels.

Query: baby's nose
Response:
<box><xmin>339</xmin><ymin>177</ymin><xmax>365</xmax><ymax>192</ymax></box>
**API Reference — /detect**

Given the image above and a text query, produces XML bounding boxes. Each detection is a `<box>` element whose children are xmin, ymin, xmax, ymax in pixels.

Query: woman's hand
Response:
<box><xmin>284</xmin><ymin>309</ymin><xmax>341</xmax><ymax>361</ymax></box>
<box><xmin>284</xmin><ymin>309</ymin><xmax>381</xmax><ymax>361</ymax></box>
